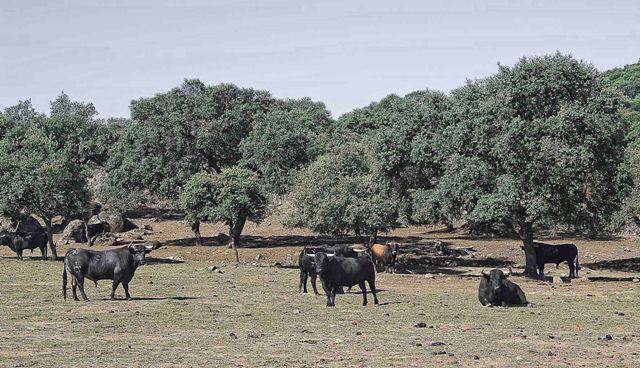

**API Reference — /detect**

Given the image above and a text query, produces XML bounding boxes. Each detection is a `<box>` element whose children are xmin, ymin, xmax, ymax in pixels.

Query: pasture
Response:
<box><xmin>1</xmin><ymin>219</ymin><xmax>640</xmax><ymax>367</ymax></box>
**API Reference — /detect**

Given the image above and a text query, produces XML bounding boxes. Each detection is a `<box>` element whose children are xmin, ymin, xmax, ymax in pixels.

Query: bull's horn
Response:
<box><xmin>144</xmin><ymin>243</ymin><xmax>154</xmax><ymax>251</ymax></box>
<box><xmin>504</xmin><ymin>267</ymin><xmax>512</xmax><ymax>277</ymax></box>
<box><xmin>481</xmin><ymin>268</ymin><xmax>489</xmax><ymax>276</ymax></box>
<box><xmin>353</xmin><ymin>248</ymin><xmax>367</xmax><ymax>253</ymax></box>
<box><xmin>325</xmin><ymin>253</ymin><xmax>335</xmax><ymax>257</ymax></box>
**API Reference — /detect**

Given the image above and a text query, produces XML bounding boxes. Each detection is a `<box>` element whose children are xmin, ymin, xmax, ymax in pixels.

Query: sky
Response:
<box><xmin>1</xmin><ymin>0</ymin><xmax>639</xmax><ymax>119</ymax></box>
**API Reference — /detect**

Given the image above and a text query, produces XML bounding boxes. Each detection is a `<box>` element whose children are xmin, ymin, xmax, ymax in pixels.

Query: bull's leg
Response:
<box><xmin>76</xmin><ymin>275</ymin><xmax>89</xmax><ymax>301</ymax></box>
<box><xmin>122</xmin><ymin>282</ymin><xmax>132</xmax><ymax>300</ymax></box>
<box><xmin>568</xmin><ymin>261</ymin><xmax>576</xmax><ymax>278</ymax></box>
<box><xmin>538</xmin><ymin>264</ymin><xmax>545</xmax><ymax>278</ymax></box>
<box><xmin>323</xmin><ymin>285</ymin><xmax>332</xmax><ymax>307</ymax></box>
<box><xmin>71</xmin><ymin>277</ymin><xmax>79</xmax><ymax>301</ymax></box>
<box><xmin>110</xmin><ymin>280</ymin><xmax>121</xmax><ymax>300</ymax></box>
<box><xmin>17</xmin><ymin>249</ymin><xmax>23</xmax><ymax>261</ymax></box>
<box><xmin>358</xmin><ymin>281</ymin><xmax>368</xmax><ymax>306</ymax></box>
<box><xmin>330</xmin><ymin>288</ymin><xmax>337</xmax><ymax>307</ymax></box>
<box><xmin>310</xmin><ymin>273</ymin><xmax>319</xmax><ymax>295</ymax></box>
<box><xmin>299</xmin><ymin>271</ymin><xmax>307</xmax><ymax>293</ymax></box>
<box><xmin>40</xmin><ymin>245</ymin><xmax>47</xmax><ymax>260</ymax></box>
<box><xmin>367</xmin><ymin>277</ymin><xmax>379</xmax><ymax>305</ymax></box>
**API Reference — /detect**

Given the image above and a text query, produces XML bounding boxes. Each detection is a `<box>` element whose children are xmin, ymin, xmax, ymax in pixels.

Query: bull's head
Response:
<box><xmin>128</xmin><ymin>243</ymin><xmax>154</xmax><ymax>266</ymax></box>
<box><xmin>481</xmin><ymin>268</ymin><xmax>511</xmax><ymax>294</ymax></box>
<box><xmin>314</xmin><ymin>252</ymin><xmax>330</xmax><ymax>274</ymax></box>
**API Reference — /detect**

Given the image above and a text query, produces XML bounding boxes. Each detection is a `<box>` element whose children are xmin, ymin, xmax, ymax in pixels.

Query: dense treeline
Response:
<box><xmin>0</xmin><ymin>53</ymin><xmax>638</xmax><ymax>274</ymax></box>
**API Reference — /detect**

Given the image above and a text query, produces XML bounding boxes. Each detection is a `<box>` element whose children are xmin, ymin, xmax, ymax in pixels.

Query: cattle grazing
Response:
<box><xmin>478</xmin><ymin>268</ymin><xmax>528</xmax><ymax>307</ymax></box>
<box><xmin>370</xmin><ymin>242</ymin><xmax>400</xmax><ymax>273</ymax></box>
<box><xmin>0</xmin><ymin>231</ymin><xmax>48</xmax><ymax>260</ymax></box>
<box><xmin>314</xmin><ymin>252</ymin><xmax>378</xmax><ymax>307</ymax></box>
<box><xmin>531</xmin><ymin>241</ymin><xmax>579</xmax><ymax>278</ymax></box>
<box><xmin>62</xmin><ymin>243</ymin><xmax>153</xmax><ymax>301</ymax></box>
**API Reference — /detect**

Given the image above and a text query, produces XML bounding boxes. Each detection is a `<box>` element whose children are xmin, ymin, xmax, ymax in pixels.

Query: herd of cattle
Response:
<box><xmin>0</xmin><ymin>227</ymin><xmax>581</xmax><ymax>308</ymax></box>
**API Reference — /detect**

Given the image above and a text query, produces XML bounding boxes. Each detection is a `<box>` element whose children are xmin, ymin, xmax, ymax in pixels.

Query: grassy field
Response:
<box><xmin>2</xmin><ymin>220</ymin><xmax>640</xmax><ymax>367</ymax></box>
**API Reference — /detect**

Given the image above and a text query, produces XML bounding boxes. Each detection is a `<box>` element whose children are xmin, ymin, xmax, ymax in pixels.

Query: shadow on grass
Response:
<box><xmin>100</xmin><ymin>296</ymin><xmax>199</xmax><ymax>301</ymax></box>
<box><xmin>146</xmin><ymin>256</ymin><xmax>186</xmax><ymax>264</ymax></box>
<box><xmin>583</xmin><ymin>257</ymin><xmax>640</xmax><ymax>273</ymax></box>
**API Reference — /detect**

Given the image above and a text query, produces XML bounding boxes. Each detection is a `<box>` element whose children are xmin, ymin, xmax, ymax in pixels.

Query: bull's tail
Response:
<box><xmin>62</xmin><ymin>258</ymin><xmax>68</xmax><ymax>300</ymax></box>
<box><xmin>575</xmin><ymin>248</ymin><xmax>580</xmax><ymax>277</ymax></box>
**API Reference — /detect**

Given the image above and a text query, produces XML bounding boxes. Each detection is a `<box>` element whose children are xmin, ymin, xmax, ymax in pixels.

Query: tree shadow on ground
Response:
<box><xmin>146</xmin><ymin>256</ymin><xmax>186</xmax><ymax>264</ymax></box>
<box><xmin>124</xmin><ymin>207</ymin><xmax>185</xmax><ymax>220</ymax></box>
<box><xmin>101</xmin><ymin>296</ymin><xmax>199</xmax><ymax>301</ymax></box>
<box><xmin>583</xmin><ymin>257</ymin><xmax>640</xmax><ymax>273</ymax></box>
<box><xmin>396</xmin><ymin>240</ymin><xmax>514</xmax><ymax>275</ymax></box>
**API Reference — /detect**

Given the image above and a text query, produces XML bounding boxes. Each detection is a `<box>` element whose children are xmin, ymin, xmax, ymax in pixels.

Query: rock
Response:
<box><xmin>606</xmin><ymin>334</ymin><xmax>613</xmax><ymax>340</ymax></box>
<box><xmin>97</xmin><ymin>210</ymin><xmax>137</xmax><ymax>233</ymax></box>
<box><xmin>430</xmin><ymin>342</ymin><xmax>445</xmax><ymax>346</ymax></box>
<box><xmin>62</xmin><ymin>220</ymin><xmax>87</xmax><ymax>242</ymax></box>
<box><xmin>633</xmin><ymin>278</ymin><xmax>639</xmax><ymax>283</ymax></box>
<box><xmin>552</xmin><ymin>276</ymin><xmax>563</xmax><ymax>285</ymax></box>
<box><xmin>293</xmin><ymin>309</ymin><xmax>300</xmax><ymax>314</ymax></box>
<box><xmin>415</xmin><ymin>322</ymin><xmax>427</xmax><ymax>328</ymax></box>
<box><xmin>255</xmin><ymin>254</ymin><xmax>263</xmax><ymax>261</ymax></box>
<box><xmin>425</xmin><ymin>273</ymin><xmax>435</xmax><ymax>279</ymax></box>
<box><xmin>432</xmin><ymin>351</ymin><xmax>447</xmax><ymax>355</ymax></box>
<box><xmin>473</xmin><ymin>355</ymin><xmax>480</xmax><ymax>360</ymax></box>
<box><xmin>91</xmin><ymin>233</ymin><xmax>118</xmax><ymax>247</ymax></box>
<box><xmin>208</xmin><ymin>266</ymin><xmax>223</xmax><ymax>273</ymax></box>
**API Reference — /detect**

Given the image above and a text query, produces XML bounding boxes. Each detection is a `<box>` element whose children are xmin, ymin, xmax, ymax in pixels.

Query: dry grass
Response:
<box><xmin>1</xmin><ymin>220</ymin><xmax>640</xmax><ymax>367</ymax></box>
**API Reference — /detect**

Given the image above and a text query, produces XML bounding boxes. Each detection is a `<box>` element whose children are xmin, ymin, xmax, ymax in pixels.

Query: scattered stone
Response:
<box><xmin>208</xmin><ymin>266</ymin><xmax>223</xmax><ymax>273</ymax></box>
<box><xmin>430</xmin><ymin>342</ymin><xmax>445</xmax><ymax>346</ymax></box>
<box><xmin>473</xmin><ymin>355</ymin><xmax>480</xmax><ymax>360</ymax></box>
<box><xmin>624</xmin><ymin>247</ymin><xmax>631</xmax><ymax>252</ymax></box>
<box><xmin>356</xmin><ymin>332</ymin><xmax>362</xmax><ymax>336</ymax></box>
<box><xmin>552</xmin><ymin>276</ymin><xmax>563</xmax><ymax>285</ymax></box>
<box><xmin>633</xmin><ymin>278</ymin><xmax>640</xmax><ymax>283</ymax></box>
<box><xmin>335</xmin><ymin>338</ymin><xmax>344</xmax><ymax>344</ymax></box>
<box><xmin>432</xmin><ymin>351</ymin><xmax>447</xmax><ymax>355</ymax></box>
<box><xmin>415</xmin><ymin>322</ymin><xmax>427</xmax><ymax>328</ymax></box>
<box><xmin>606</xmin><ymin>334</ymin><xmax>613</xmax><ymax>340</ymax></box>
<box><xmin>547</xmin><ymin>351</ymin><xmax>556</xmax><ymax>357</ymax></box>
<box><xmin>424</xmin><ymin>273</ymin><xmax>435</xmax><ymax>279</ymax></box>
<box><xmin>615</xmin><ymin>311</ymin><xmax>625</xmax><ymax>316</ymax></box>
<box><xmin>255</xmin><ymin>254</ymin><xmax>263</xmax><ymax>261</ymax></box>
<box><xmin>415</xmin><ymin>343</ymin><xmax>423</xmax><ymax>347</ymax></box>
<box><xmin>293</xmin><ymin>309</ymin><xmax>301</xmax><ymax>314</ymax></box>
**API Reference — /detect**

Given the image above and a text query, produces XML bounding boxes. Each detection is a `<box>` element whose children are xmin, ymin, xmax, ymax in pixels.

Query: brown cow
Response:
<box><xmin>371</xmin><ymin>242</ymin><xmax>400</xmax><ymax>273</ymax></box>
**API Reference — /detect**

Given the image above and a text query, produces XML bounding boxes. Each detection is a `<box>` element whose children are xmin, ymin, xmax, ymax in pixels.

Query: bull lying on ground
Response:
<box><xmin>0</xmin><ymin>231</ymin><xmax>48</xmax><ymax>260</ymax></box>
<box><xmin>532</xmin><ymin>241</ymin><xmax>579</xmax><ymax>278</ymax></box>
<box><xmin>63</xmin><ymin>243</ymin><xmax>153</xmax><ymax>301</ymax></box>
<box><xmin>314</xmin><ymin>252</ymin><xmax>378</xmax><ymax>307</ymax></box>
<box><xmin>371</xmin><ymin>242</ymin><xmax>400</xmax><ymax>273</ymax></box>
<box><xmin>478</xmin><ymin>268</ymin><xmax>528</xmax><ymax>307</ymax></box>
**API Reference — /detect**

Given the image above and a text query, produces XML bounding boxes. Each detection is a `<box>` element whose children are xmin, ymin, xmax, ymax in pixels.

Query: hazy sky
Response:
<box><xmin>1</xmin><ymin>0</ymin><xmax>639</xmax><ymax>119</ymax></box>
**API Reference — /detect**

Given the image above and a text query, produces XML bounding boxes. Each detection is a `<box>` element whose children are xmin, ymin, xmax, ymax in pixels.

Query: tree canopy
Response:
<box><xmin>180</xmin><ymin>167</ymin><xmax>267</xmax><ymax>261</ymax></box>
<box><xmin>417</xmin><ymin>53</ymin><xmax>629</xmax><ymax>276</ymax></box>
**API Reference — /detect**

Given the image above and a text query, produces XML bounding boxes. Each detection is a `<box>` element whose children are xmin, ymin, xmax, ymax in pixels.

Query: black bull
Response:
<box><xmin>314</xmin><ymin>252</ymin><xmax>378</xmax><ymax>307</ymax></box>
<box><xmin>62</xmin><ymin>244</ymin><xmax>153</xmax><ymax>301</ymax></box>
<box><xmin>299</xmin><ymin>245</ymin><xmax>363</xmax><ymax>294</ymax></box>
<box><xmin>478</xmin><ymin>268</ymin><xmax>528</xmax><ymax>307</ymax></box>
<box><xmin>0</xmin><ymin>231</ymin><xmax>48</xmax><ymax>260</ymax></box>
<box><xmin>532</xmin><ymin>241</ymin><xmax>579</xmax><ymax>278</ymax></box>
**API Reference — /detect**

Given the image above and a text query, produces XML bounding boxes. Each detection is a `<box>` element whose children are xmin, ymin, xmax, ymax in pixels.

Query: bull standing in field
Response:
<box><xmin>0</xmin><ymin>231</ymin><xmax>48</xmax><ymax>260</ymax></box>
<box><xmin>478</xmin><ymin>268</ymin><xmax>528</xmax><ymax>307</ymax></box>
<box><xmin>370</xmin><ymin>242</ymin><xmax>400</xmax><ymax>273</ymax></box>
<box><xmin>531</xmin><ymin>241</ymin><xmax>579</xmax><ymax>278</ymax></box>
<box><xmin>314</xmin><ymin>252</ymin><xmax>379</xmax><ymax>307</ymax></box>
<box><xmin>63</xmin><ymin>243</ymin><xmax>153</xmax><ymax>301</ymax></box>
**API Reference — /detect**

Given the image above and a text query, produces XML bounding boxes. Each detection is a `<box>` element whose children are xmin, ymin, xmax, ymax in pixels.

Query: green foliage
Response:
<box><xmin>421</xmin><ymin>53</ymin><xmax>628</xmax><ymax>236</ymax></box>
<box><xmin>285</xmin><ymin>143</ymin><xmax>399</xmax><ymax>241</ymax></box>
<box><xmin>102</xmin><ymin>80</ymin><xmax>275</xmax><ymax>208</ymax></box>
<box><xmin>0</xmin><ymin>123</ymin><xmax>91</xmax><ymax>222</ymax></box>
<box><xmin>240</xmin><ymin>98</ymin><xmax>335</xmax><ymax>195</ymax></box>
<box><xmin>181</xmin><ymin>168</ymin><xmax>267</xmax><ymax>226</ymax></box>
<box><xmin>335</xmin><ymin>91</ymin><xmax>450</xmax><ymax>223</ymax></box>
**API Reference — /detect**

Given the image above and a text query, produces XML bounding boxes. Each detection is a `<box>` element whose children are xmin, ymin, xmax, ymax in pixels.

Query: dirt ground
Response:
<box><xmin>1</xmin><ymin>217</ymin><xmax>640</xmax><ymax>367</ymax></box>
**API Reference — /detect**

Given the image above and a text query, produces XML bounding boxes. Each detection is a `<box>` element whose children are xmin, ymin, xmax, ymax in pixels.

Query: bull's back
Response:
<box><xmin>371</xmin><ymin>244</ymin><xmax>387</xmax><ymax>260</ymax></box>
<box><xmin>536</xmin><ymin>243</ymin><xmax>577</xmax><ymax>263</ymax></box>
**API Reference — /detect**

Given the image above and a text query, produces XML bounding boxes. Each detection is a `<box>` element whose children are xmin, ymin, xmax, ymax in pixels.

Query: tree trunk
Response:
<box><xmin>445</xmin><ymin>222</ymin><xmax>454</xmax><ymax>232</ymax></box>
<box><xmin>228</xmin><ymin>216</ymin><xmax>246</xmax><ymax>263</ymax></box>
<box><xmin>520</xmin><ymin>221</ymin><xmax>538</xmax><ymax>277</ymax></box>
<box><xmin>43</xmin><ymin>217</ymin><xmax>58</xmax><ymax>261</ymax></box>
<box><xmin>191</xmin><ymin>220</ymin><xmax>202</xmax><ymax>246</ymax></box>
